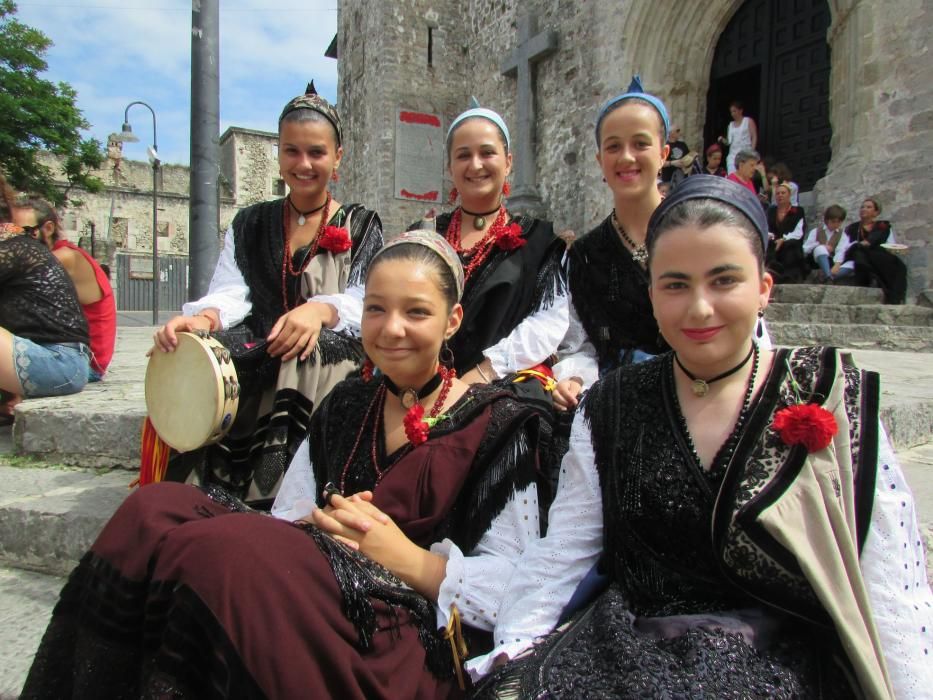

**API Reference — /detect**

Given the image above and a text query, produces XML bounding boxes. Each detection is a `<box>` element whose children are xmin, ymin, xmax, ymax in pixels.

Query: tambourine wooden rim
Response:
<box><xmin>145</xmin><ymin>331</ymin><xmax>240</xmax><ymax>452</ymax></box>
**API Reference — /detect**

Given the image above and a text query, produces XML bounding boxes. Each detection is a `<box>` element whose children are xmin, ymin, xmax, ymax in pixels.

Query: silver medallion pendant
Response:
<box><xmin>691</xmin><ymin>379</ymin><xmax>710</xmax><ymax>397</ymax></box>
<box><xmin>297</xmin><ymin>215</ymin><xmax>306</xmax><ymax>226</ymax></box>
<box><xmin>474</xmin><ymin>216</ymin><xmax>486</xmax><ymax>229</ymax></box>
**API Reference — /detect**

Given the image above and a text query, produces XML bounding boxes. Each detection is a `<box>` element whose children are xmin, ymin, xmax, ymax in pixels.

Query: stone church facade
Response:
<box><xmin>334</xmin><ymin>0</ymin><xmax>932</xmax><ymax>297</ymax></box>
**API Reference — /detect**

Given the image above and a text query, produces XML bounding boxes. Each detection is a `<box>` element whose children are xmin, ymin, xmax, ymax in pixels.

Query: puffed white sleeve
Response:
<box><xmin>311</xmin><ymin>283</ymin><xmax>364</xmax><ymax>336</ymax></box>
<box><xmin>270</xmin><ymin>438</ymin><xmax>318</xmax><ymax>521</ymax></box>
<box><xmin>785</xmin><ymin>218</ymin><xmax>805</xmax><ymax>241</ymax></box>
<box><xmin>860</xmin><ymin>425</ymin><xmax>933</xmax><ymax>698</ymax></box>
<box><xmin>465</xmin><ymin>411</ymin><xmax>604</xmax><ymax>679</ymax></box>
<box><xmin>802</xmin><ymin>227</ymin><xmax>820</xmax><ymax>255</ymax></box>
<box><xmin>182</xmin><ymin>227</ymin><xmax>252</xmax><ymax>329</ymax></box>
<box><xmin>483</xmin><ymin>278</ymin><xmax>570</xmax><ymax>377</ymax></box>
<box><xmin>552</xmin><ymin>299</ymin><xmax>599</xmax><ymax>390</ymax></box>
<box><xmin>432</xmin><ymin>483</ymin><xmax>540</xmax><ymax>632</ymax></box>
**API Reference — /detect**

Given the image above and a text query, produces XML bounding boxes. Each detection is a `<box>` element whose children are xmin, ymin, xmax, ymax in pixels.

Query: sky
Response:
<box><xmin>14</xmin><ymin>0</ymin><xmax>339</xmax><ymax>165</ymax></box>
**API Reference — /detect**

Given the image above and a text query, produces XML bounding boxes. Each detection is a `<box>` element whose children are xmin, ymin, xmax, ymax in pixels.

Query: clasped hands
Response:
<box><xmin>301</xmin><ymin>489</ymin><xmax>446</xmax><ymax>601</ymax></box>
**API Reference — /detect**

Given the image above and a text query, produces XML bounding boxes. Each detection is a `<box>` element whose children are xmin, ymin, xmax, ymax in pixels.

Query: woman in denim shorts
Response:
<box><xmin>0</xmin><ymin>183</ymin><xmax>90</xmax><ymax>421</ymax></box>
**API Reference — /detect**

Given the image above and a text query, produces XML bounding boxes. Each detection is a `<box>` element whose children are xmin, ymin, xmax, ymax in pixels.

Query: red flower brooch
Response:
<box><xmin>319</xmin><ymin>226</ymin><xmax>351</xmax><ymax>253</ymax></box>
<box><xmin>772</xmin><ymin>403</ymin><xmax>838</xmax><ymax>453</ymax></box>
<box><xmin>403</xmin><ymin>404</ymin><xmax>431</xmax><ymax>446</ymax></box>
<box><xmin>496</xmin><ymin>222</ymin><xmax>526</xmax><ymax>251</ymax></box>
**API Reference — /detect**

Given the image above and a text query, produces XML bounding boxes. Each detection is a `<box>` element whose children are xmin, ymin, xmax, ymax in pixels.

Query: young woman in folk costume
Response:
<box><xmin>406</xmin><ymin>100</ymin><xmax>569</xmax><ymax>387</ymax></box>
<box><xmin>150</xmin><ymin>83</ymin><xmax>383</xmax><ymax>506</ymax></box>
<box><xmin>470</xmin><ymin>176</ymin><xmax>932</xmax><ymax>699</ymax></box>
<box><xmin>22</xmin><ymin>231</ymin><xmax>549</xmax><ymax>699</ymax></box>
<box><xmin>551</xmin><ymin>78</ymin><xmax>772</xmax><ymax>413</ymax></box>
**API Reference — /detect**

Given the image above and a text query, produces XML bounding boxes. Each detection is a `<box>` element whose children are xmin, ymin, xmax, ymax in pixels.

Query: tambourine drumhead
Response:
<box><xmin>145</xmin><ymin>332</ymin><xmax>239</xmax><ymax>452</ymax></box>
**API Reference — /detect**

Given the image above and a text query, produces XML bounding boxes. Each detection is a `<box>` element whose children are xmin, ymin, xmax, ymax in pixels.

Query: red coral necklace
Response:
<box><xmin>337</xmin><ymin>366</ymin><xmax>455</xmax><ymax>492</ymax></box>
<box><xmin>445</xmin><ymin>206</ymin><xmax>511</xmax><ymax>281</ymax></box>
<box><xmin>281</xmin><ymin>191</ymin><xmax>331</xmax><ymax>310</ymax></box>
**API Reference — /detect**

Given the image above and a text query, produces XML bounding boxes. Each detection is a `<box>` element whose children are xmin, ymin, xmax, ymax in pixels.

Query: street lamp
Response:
<box><xmin>117</xmin><ymin>101</ymin><xmax>160</xmax><ymax>324</ymax></box>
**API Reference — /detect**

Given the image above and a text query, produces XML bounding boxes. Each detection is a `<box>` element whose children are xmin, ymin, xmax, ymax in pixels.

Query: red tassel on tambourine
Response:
<box><xmin>133</xmin><ymin>417</ymin><xmax>170</xmax><ymax>487</ymax></box>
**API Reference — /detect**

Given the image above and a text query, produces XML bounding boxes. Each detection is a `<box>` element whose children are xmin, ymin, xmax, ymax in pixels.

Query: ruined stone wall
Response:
<box><xmin>225</xmin><ymin>128</ymin><xmax>281</xmax><ymax>207</ymax></box>
<box><xmin>813</xmin><ymin>0</ymin><xmax>933</xmax><ymax>295</ymax></box>
<box><xmin>337</xmin><ymin>0</ymin><xmax>470</xmax><ymax>236</ymax></box>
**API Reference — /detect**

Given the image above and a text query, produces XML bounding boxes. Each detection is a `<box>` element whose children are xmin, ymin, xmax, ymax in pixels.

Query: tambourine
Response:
<box><xmin>144</xmin><ymin>331</ymin><xmax>240</xmax><ymax>452</ymax></box>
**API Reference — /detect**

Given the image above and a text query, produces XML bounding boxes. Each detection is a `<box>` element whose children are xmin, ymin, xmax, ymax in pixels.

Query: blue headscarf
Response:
<box><xmin>594</xmin><ymin>76</ymin><xmax>671</xmax><ymax>146</ymax></box>
<box><xmin>647</xmin><ymin>175</ymin><xmax>770</xmax><ymax>256</ymax></box>
<box><xmin>446</xmin><ymin>97</ymin><xmax>511</xmax><ymax>151</ymax></box>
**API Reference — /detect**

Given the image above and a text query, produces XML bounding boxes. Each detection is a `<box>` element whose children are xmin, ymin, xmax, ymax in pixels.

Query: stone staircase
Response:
<box><xmin>766</xmin><ymin>284</ymin><xmax>933</xmax><ymax>351</ymax></box>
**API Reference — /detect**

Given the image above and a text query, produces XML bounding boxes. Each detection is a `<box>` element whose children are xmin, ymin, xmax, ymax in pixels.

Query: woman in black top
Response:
<box><xmin>0</xmin><ymin>178</ymin><xmax>90</xmax><ymax>419</ymax></box>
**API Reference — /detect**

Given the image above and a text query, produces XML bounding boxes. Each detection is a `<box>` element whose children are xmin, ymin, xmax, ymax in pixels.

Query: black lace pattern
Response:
<box><xmin>568</xmin><ymin>217</ymin><xmax>668</xmax><ymax>374</ymax></box>
<box><xmin>0</xmin><ymin>234</ymin><xmax>89</xmax><ymax>345</ymax></box>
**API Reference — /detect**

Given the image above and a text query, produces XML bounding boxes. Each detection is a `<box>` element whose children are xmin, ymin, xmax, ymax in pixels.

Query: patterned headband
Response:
<box><xmin>595</xmin><ymin>75</ymin><xmax>671</xmax><ymax>145</ymax></box>
<box><xmin>278</xmin><ymin>81</ymin><xmax>342</xmax><ymax>146</ymax></box>
<box><xmin>446</xmin><ymin>97</ymin><xmax>511</xmax><ymax>151</ymax></box>
<box><xmin>373</xmin><ymin>230</ymin><xmax>465</xmax><ymax>301</ymax></box>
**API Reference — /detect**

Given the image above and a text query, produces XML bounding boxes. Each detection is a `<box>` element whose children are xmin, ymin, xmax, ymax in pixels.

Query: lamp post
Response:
<box><xmin>118</xmin><ymin>101</ymin><xmax>160</xmax><ymax>325</ymax></box>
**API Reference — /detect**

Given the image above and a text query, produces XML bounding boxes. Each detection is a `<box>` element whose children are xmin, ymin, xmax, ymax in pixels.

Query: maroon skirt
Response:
<box><xmin>21</xmin><ymin>482</ymin><xmax>461</xmax><ymax>699</ymax></box>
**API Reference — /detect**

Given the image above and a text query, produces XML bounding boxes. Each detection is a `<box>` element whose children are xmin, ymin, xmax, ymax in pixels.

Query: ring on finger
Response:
<box><xmin>322</xmin><ymin>481</ymin><xmax>341</xmax><ymax>507</ymax></box>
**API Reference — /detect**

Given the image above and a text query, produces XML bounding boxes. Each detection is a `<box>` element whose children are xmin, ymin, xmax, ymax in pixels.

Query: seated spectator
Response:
<box><xmin>726</xmin><ymin>149</ymin><xmax>759</xmax><ymax>195</ymax></box>
<box><xmin>0</xmin><ymin>176</ymin><xmax>90</xmax><ymax>423</ymax></box>
<box><xmin>29</xmin><ymin>198</ymin><xmax>116</xmax><ymax>380</ymax></box>
<box><xmin>692</xmin><ymin>143</ymin><xmax>726</xmax><ymax>176</ymax></box>
<box><xmin>661</xmin><ymin>125</ymin><xmax>692</xmax><ymax>188</ymax></box>
<box><xmin>844</xmin><ymin>197</ymin><xmax>907</xmax><ymax>304</ymax></box>
<box><xmin>766</xmin><ymin>182</ymin><xmax>808</xmax><ymax>282</ymax></box>
<box><xmin>763</xmin><ymin>162</ymin><xmax>799</xmax><ymax>206</ymax></box>
<box><xmin>803</xmin><ymin>204</ymin><xmax>854</xmax><ymax>282</ymax></box>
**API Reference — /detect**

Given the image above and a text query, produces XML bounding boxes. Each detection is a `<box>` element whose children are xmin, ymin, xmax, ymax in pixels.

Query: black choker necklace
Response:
<box><xmin>675</xmin><ymin>344</ymin><xmax>756</xmax><ymax>397</ymax></box>
<box><xmin>460</xmin><ymin>204</ymin><xmax>501</xmax><ymax>229</ymax></box>
<box><xmin>383</xmin><ymin>372</ymin><xmax>442</xmax><ymax>408</ymax></box>
<box><xmin>287</xmin><ymin>194</ymin><xmax>327</xmax><ymax>226</ymax></box>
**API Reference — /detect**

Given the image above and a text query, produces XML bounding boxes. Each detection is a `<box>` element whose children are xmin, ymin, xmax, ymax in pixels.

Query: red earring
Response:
<box><xmin>448</xmin><ymin>187</ymin><xmax>459</xmax><ymax>204</ymax></box>
<box><xmin>502</xmin><ymin>182</ymin><xmax>511</xmax><ymax>196</ymax></box>
<box><xmin>331</xmin><ymin>170</ymin><xmax>340</xmax><ymax>182</ymax></box>
<box><xmin>361</xmin><ymin>358</ymin><xmax>374</xmax><ymax>382</ymax></box>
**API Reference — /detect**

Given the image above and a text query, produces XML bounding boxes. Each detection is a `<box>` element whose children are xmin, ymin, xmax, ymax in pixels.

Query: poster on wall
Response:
<box><xmin>394</xmin><ymin>109</ymin><xmax>443</xmax><ymax>203</ymax></box>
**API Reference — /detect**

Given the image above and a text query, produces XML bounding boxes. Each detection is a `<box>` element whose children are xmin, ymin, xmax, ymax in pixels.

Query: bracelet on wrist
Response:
<box><xmin>475</xmin><ymin>364</ymin><xmax>491</xmax><ymax>383</ymax></box>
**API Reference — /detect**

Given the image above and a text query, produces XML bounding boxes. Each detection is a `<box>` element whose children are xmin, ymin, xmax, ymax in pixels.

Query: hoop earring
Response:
<box><xmin>448</xmin><ymin>187</ymin><xmax>459</xmax><ymax>204</ymax></box>
<box><xmin>439</xmin><ymin>340</ymin><xmax>455</xmax><ymax>368</ymax></box>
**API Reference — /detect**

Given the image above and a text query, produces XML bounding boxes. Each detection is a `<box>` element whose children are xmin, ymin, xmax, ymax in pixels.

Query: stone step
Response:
<box><xmin>766</xmin><ymin>303</ymin><xmax>933</xmax><ymax>326</ymax></box>
<box><xmin>12</xmin><ymin>327</ymin><xmax>150</xmax><ymax>469</ymax></box>
<box><xmin>770</xmin><ymin>284</ymin><xmax>885</xmax><ymax>306</ymax></box>
<box><xmin>768</xmin><ymin>321</ymin><xmax>933</xmax><ymax>353</ymax></box>
<box><xmin>0</xmin><ymin>565</ymin><xmax>63</xmax><ymax>699</ymax></box>
<box><xmin>0</xmin><ymin>464</ymin><xmax>131</xmax><ymax>576</ymax></box>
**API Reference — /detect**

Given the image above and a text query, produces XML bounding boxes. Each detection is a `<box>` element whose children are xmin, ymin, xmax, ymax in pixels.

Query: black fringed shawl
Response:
<box><xmin>305</xmin><ymin>379</ymin><xmax>544</xmax><ymax>677</ymax></box>
<box><xmin>309</xmin><ymin>379</ymin><xmax>543</xmax><ymax>554</ymax></box>
<box><xmin>412</xmin><ymin>213</ymin><xmax>567</xmax><ymax>375</ymax></box>
<box><xmin>568</xmin><ymin>217</ymin><xmax>668</xmax><ymax>372</ymax></box>
<box><xmin>232</xmin><ymin>199</ymin><xmax>383</xmax><ymax>338</ymax></box>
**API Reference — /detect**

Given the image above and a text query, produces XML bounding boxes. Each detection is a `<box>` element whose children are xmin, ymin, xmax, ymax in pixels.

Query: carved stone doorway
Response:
<box><xmin>705</xmin><ymin>0</ymin><xmax>833</xmax><ymax>191</ymax></box>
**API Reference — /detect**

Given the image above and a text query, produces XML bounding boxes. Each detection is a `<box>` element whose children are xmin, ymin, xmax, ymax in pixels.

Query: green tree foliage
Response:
<box><xmin>0</xmin><ymin>0</ymin><xmax>104</xmax><ymax>205</ymax></box>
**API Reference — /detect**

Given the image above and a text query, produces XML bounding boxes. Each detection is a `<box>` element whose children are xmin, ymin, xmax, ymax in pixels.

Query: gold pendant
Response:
<box><xmin>691</xmin><ymin>379</ymin><xmax>709</xmax><ymax>397</ymax></box>
<box><xmin>474</xmin><ymin>216</ymin><xmax>486</xmax><ymax>229</ymax></box>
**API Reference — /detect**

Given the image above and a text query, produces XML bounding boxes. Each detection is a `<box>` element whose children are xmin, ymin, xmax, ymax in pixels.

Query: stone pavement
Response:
<box><xmin>0</xmin><ymin>330</ymin><xmax>932</xmax><ymax>696</ymax></box>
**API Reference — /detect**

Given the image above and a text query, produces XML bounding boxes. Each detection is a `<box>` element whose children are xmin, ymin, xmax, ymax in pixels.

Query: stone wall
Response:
<box><xmin>812</xmin><ymin>0</ymin><xmax>933</xmax><ymax>297</ymax></box>
<box><xmin>219</xmin><ymin>127</ymin><xmax>281</xmax><ymax>207</ymax></box>
<box><xmin>337</xmin><ymin>0</ymin><xmax>933</xmax><ymax>296</ymax></box>
<box><xmin>337</xmin><ymin>0</ymin><xmax>470</xmax><ymax>236</ymax></box>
